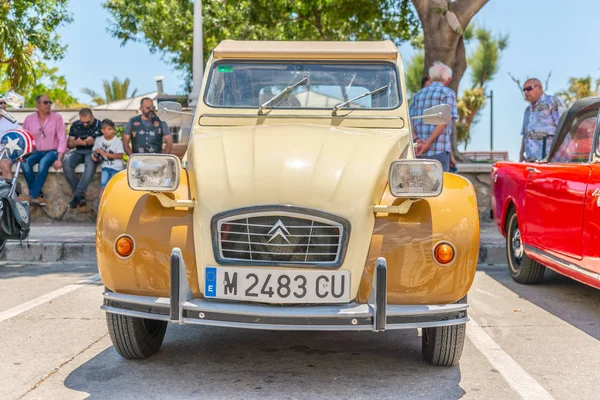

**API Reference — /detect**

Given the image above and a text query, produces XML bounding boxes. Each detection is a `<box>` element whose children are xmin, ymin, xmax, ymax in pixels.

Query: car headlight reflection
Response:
<box><xmin>127</xmin><ymin>154</ymin><xmax>181</xmax><ymax>192</ymax></box>
<box><xmin>388</xmin><ymin>160</ymin><xmax>443</xmax><ymax>197</ymax></box>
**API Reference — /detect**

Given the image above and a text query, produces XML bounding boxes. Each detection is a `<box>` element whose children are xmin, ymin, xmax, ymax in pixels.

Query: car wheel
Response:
<box><xmin>422</xmin><ymin>296</ymin><xmax>466</xmax><ymax>366</ymax></box>
<box><xmin>422</xmin><ymin>324</ymin><xmax>465</xmax><ymax>366</ymax></box>
<box><xmin>505</xmin><ymin>210</ymin><xmax>545</xmax><ymax>284</ymax></box>
<box><xmin>106</xmin><ymin>312</ymin><xmax>168</xmax><ymax>359</ymax></box>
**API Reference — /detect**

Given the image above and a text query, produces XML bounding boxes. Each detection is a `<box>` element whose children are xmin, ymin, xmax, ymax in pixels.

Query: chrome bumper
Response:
<box><xmin>101</xmin><ymin>248</ymin><xmax>469</xmax><ymax>332</ymax></box>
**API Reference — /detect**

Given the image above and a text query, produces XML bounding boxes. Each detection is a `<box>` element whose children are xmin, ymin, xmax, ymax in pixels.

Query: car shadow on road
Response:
<box><xmin>64</xmin><ymin>326</ymin><xmax>466</xmax><ymax>399</ymax></box>
<box><xmin>479</xmin><ymin>264</ymin><xmax>600</xmax><ymax>340</ymax></box>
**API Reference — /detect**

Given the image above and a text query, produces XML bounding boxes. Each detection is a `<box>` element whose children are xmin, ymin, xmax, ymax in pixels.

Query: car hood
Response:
<box><xmin>187</xmin><ymin>123</ymin><xmax>409</xmax><ymax>215</ymax></box>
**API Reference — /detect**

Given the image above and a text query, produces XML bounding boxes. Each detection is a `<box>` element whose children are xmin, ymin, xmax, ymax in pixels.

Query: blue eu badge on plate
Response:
<box><xmin>205</xmin><ymin>267</ymin><xmax>217</xmax><ymax>297</ymax></box>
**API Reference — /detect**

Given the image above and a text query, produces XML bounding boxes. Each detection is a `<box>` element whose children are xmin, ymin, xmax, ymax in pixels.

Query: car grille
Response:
<box><xmin>212</xmin><ymin>207</ymin><xmax>350</xmax><ymax>267</ymax></box>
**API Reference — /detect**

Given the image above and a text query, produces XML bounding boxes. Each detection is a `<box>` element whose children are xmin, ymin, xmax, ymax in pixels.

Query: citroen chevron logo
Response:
<box><xmin>268</xmin><ymin>220</ymin><xmax>291</xmax><ymax>243</ymax></box>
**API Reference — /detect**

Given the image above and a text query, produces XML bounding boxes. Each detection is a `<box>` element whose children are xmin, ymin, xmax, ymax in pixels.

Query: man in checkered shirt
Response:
<box><xmin>409</xmin><ymin>61</ymin><xmax>459</xmax><ymax>172</ymax></box>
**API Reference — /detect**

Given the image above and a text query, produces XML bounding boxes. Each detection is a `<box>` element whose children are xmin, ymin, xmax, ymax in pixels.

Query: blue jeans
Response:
<box><xmin>100</xmin><ymin>168</ymin><xmax>120</xmax><ymax>188</ymax></box>
<box><xmin>22</xmin><ymin>150</ymin><xmax>58</xmax><ymax>198</ymax></box>
<box><xmin>63</xmin><ymin>149</ymin><xmax>98</xmax><ymax>198</ymax></box>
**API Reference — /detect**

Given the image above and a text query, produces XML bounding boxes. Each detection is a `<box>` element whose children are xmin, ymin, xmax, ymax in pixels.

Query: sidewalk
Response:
<box><xmin>2</xmin><ymin>222</ymin><xmax>507</xmax><ymax>264</ymax></box>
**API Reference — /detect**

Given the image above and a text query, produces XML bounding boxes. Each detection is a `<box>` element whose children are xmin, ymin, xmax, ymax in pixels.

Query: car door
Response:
<box><xmin>581</xmin><ymin>114</ymin><xmax>600</xmax><ymax>274</ymax></box>
<box><xmin>523</xmin><ymin>113</ymin><xmax>596</xmax><ymax>260</ymax></box>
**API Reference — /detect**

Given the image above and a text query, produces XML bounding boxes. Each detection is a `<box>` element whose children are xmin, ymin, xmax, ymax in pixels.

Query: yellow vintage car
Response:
<box><xmin>97</xmin><ymin>40</ymin><xmax>480</xmax><ymax>366</ymax></box>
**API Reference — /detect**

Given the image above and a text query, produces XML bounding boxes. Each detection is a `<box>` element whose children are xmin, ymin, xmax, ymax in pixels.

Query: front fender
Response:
<box><xmin>96</xmin><ymin>170</ymin><xmax>199</xmax><ymax>297</ymax></box>
<box><xmin>358</xmin><ymin>172</ymin><xmax>480</xmax><ymax>305</ymax></box>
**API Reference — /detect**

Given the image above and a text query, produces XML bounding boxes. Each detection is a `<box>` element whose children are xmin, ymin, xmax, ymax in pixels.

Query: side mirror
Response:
<box><xmin>158</xmin><ymin>101</ymin><xmax>182</xmax><ymax>113</ymax></box>
<box><xmin>0</xmin><ymin>91</ymin><xmax>24</xmax><ymax>124</ymax></box>
<box><xmin>411</xmin><ymin>104</ymin><xmax>452</xmax><ymax>125</ymax></box>
<box><xmin>157</xmin><ymin>101</ymin><xmax>193</xmax><ymax>118</ymax></box>
<box><xmin>5</xmin><ymin>91</ymin><xmax>25</xmax><ymax>108</ymax></box>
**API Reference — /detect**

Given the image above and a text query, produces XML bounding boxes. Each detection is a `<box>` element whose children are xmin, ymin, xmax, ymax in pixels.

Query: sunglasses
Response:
<box><xmin>42</xmin><ymin>100</ymin><xmax>53</xmax><ymax>105</ymax></box>
<box><xmin>0</xmin><ymin>102</ymin><xmax>5</xmax><ymax>106</ymax></box>
<box><xmin>522</xmin><ymin>85</ymin><xmax>538</xmax><ymax>92</ymax></box>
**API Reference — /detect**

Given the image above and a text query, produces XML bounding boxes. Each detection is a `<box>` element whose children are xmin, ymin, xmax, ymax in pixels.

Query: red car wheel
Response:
<box><xmin>505</xmin><ymin>210</ymin><xmax>545</xmax><ymax>284</ymax></box>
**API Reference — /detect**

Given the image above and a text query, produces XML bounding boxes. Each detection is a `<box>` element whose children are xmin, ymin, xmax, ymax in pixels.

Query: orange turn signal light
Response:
<box><xmin>434</xmin><ymin>242</ymin><xmax>455</xmax><ymax>265</ymax></box>
<box><xmin>115</xmin><ymin>235</ymin><xmax>134</xmax><ymax>258</ymax></box>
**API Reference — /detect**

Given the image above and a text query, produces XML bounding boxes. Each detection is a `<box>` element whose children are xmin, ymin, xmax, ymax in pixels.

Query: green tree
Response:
<box><xmin>102</xmin><ymin>0</ymin><xmax>420</xmax><ymax>90</ymax></box>
<box><xmin>0</xmin><ymin>0</ymin><xmax>73</xmax><ymax>91</ymax></box>
<box><xmin>1</xmin><ymin>63</ymin><xmax>81</xmax><ymax>108</ymax></box>
<box><xmin>456</xmin><ymin>26</ymin><xmax>508</xmax><ymax>148</ymax></box>
<box><xmin>558</xmin><ymin>76</ymin><xmax>600</xmax><ymax>108</ymax></box>
<box><xmin>405</xmin><ymin>53</ymin><xmax>425</xmax><ymax>98</ymax></box>
<box><xmin>82</xmin><ymin>77</ymin><xmax>139</xmax><ymax>106</ymax></box>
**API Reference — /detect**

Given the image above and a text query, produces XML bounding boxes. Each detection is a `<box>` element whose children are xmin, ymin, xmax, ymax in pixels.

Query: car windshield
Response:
<box><xmin>204</xmin><ymin>61</ymin><xmax>401</xmax><ymax>110</ymax></box>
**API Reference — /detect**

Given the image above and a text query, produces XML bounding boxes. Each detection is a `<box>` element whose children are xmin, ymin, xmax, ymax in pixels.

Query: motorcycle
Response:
<box><xmin>0</xmin><ymin>92</ymin><xmax>34</xmax><ymax>253</ymax></box>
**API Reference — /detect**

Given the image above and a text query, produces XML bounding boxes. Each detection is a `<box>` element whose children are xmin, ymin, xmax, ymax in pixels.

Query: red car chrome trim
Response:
<box><xmin>525</xmin><ymin>244</ymin><xmax>600</xmax><ymax>281</ymax></box>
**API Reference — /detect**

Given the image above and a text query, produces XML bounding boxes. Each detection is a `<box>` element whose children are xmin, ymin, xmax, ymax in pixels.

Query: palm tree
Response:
<box><xmin>558</xmin><ymin>76</ymin><xmax>600</xmax><ymax>108</ymax></box>
<box><xmin>456</xmin><ymin>26</ymin><xmax>508</xmax><ymax>148</ymax></box>
<box><xmin>82</xmin><ymin>77</ymin><xmax>138</xmax><ymax>106</ymax></box>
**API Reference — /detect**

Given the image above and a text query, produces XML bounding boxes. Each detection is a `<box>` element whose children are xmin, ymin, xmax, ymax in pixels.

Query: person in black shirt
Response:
<box><xmin>63</xmin><ymin>108</ymin><xmax>102</xmax><ymax>208</ymax></box>
<box><xmin>122</xmin><ymin>98</ymin><xmax>172</xmax><ymax>155</ymax></box>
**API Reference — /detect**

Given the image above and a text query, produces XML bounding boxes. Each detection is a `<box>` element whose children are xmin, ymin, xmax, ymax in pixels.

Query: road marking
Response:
<box><xmin>467</xmin><ymin>317</ymin><xmax>554</xmax><ymax>400</ymax></box>
<box><xmin>0</xmin><ymin>274</ymin><xmax>101</xmax><ymax>323</ymax></box>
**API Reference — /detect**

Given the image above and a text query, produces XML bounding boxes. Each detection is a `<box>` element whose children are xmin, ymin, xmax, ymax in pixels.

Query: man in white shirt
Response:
<box><xmin>0</xmin><ymin>94</ymin><xmax>19</xmax><ymax>178</ymax></box>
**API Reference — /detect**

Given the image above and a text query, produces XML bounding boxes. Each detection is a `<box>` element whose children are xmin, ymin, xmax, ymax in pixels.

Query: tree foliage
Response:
<box><xmin>558</xmin><ymin>76</ymin><xmax>600</xmax><ymax>108</ymax></box>
<box><xmin>102</xmin><ymin>0</ymin><xmax>420</xmax><ymax>91</ymax></box>
<box><xmin>456</xmin><ymin>26</ymin><xmax>507</xmax><ymax>148</ymax></box>
<box><xmin>0</xmin><ymin>63</ymin><xmax>81</xmax><ymax>108</ymax></box>
<box><xmin>405</xmin><ymin>52</ymin><xmax>425</xmax><ymax>98</ymax></box>
<box><xmin>0</xmin><ymin>0</ymin><xmax>73</xmax><ymax>91</ymax></box>
<box><xmin>82</xmin><ymin>77</ymin><xmax>139</xmax><ymax>106</ymax></box>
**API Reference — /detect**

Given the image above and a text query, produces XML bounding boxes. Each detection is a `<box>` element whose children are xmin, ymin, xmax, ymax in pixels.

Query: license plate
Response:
<box><xmin>204</xmin><ymin>267</ymin><xmax>350</xmax><ymax>304</ymax></box>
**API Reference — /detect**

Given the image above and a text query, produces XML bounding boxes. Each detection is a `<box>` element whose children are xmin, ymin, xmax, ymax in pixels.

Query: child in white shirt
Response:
<box><xmin>92</xmin><ymin>119</ymin><xmax>124</xmax><ymax>198</ymax></box>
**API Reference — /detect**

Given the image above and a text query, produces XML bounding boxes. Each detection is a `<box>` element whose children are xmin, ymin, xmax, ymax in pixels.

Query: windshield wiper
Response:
<box><xmin>331</xmin><ymin>85</ymin><xmax>389</xmax><ymax>116</ymax></box>
<box><xmin>258</xmin><ymin>75</ymin><xmax>309</xmax><ymax>115</ymax></box>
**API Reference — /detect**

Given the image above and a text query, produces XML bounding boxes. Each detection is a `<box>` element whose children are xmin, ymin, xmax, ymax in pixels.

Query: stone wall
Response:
<box><xmin>18</xmin><ymin>162</ymin><xmax>494</xmax><ymax>223</ymax></box>
<box><xmin>455</xmin><ymin>163</ymin><xmax>493</xmax><ymax>222</ymax></box>
<box><xmin>13</xmin><ymin>143</ymin><xmax>188</xmax><ymax>223</ymax></box>
<box><xmin>14</xmin><ymin>165</ymin><xmax>102</xmax><ymax>223</ymax></box>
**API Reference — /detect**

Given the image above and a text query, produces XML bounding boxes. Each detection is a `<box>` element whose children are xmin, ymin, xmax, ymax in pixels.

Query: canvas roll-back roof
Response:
<box><xmin>212</xmin><ymin>40</ymin><xmax>399</xmax><ymax>60</ymax></box>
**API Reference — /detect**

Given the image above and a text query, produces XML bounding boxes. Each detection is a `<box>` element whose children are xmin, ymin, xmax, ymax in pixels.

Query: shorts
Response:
<box><xmin>100</xmin><ymin>168</ymin><xmax>121</xmax><ymax>188</ymax></box>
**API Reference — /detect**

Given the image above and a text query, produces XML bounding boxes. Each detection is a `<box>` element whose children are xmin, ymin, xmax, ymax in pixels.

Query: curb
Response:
<box><xmin>1</xmin><ymin>241</ymin><xmax>508</xmax><ymax>265</ymax></box>
<box><xmin>2</xmin><ymin>242</ymin><xmax>97</xmax><ymax>262</ymax></box>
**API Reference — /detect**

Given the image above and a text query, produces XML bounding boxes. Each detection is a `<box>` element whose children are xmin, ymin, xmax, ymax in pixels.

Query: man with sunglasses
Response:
<box><xmin>21</xmin><ymin>94</ymin><xmax>67</xmax><ymax>206</ymax></box>
<box><xmin>63</xmin><ymin>108</ymin><xmax>102</xmax><ymax>209</ymax></box>
<box><xmin>519</xmin><ymin>79</ymin><xmax>566</xmax><ymax>162</ymax></box>
<box><xmin>0</xmin><ymin>94</ymin><xmax>19</xmax><ymax>179</ymax></box>
<box><xmin>122</xmin><ymin>97</ymin><xmax>172</xmax><ymax>156</ymax></box>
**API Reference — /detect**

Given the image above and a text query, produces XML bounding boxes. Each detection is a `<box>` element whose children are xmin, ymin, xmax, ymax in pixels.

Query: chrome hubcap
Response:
<box><xmin>511</xmin><ymin>227</ymin><xmax>523</xmax><ymax>262</ymax></box>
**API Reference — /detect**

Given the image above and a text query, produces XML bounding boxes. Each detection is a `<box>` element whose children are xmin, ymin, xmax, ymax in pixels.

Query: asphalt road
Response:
<box><xmin>1</xmin><ymin>261</ymin><xmax>599</xmax><ymax>399</ymax></box>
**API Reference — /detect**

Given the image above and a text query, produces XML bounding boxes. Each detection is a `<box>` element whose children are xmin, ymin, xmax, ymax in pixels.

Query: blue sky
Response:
<box><xmin>54</xmin><ymin>1</ymin><xmax>600</xmax><ymax>161</ymax></box>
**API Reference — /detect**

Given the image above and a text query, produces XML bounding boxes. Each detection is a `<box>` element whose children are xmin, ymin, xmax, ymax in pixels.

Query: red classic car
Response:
<box><xmin>491</xmin><ymin>97</ymin><xmax>600</xmax><ymax>289</ymax></box>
